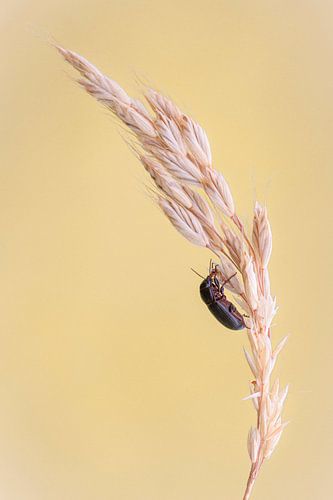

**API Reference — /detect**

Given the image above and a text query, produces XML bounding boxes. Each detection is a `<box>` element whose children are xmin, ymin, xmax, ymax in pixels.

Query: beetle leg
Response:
<box><xmin>221</xmin><ymin>272</ymin><xmax>237</xmax><ymax>287</ymax></box>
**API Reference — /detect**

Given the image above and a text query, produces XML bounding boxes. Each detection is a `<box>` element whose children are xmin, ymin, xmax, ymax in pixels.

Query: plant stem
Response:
<box><xmin>243</xmin><ymin>464</ymin><xmax>257</xmax><ymax>500</ymax></box>
<box><xmin>243</xmin><ymin>446</ymin><xmax>265</xmax><ymax>500</ymax></box>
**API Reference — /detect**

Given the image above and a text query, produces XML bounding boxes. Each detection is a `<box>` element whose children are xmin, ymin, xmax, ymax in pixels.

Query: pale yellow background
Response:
<box><xmin>1</xmin><ymin>1</ymin><xmax>332</xmax><ymax>499</ymax></box>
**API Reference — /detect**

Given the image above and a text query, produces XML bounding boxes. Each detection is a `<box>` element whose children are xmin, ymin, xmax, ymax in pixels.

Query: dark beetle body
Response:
<box><xmin>200</xmin><ymin>272</ymin><xmax>245</xmax><ymax>331</ymax></box>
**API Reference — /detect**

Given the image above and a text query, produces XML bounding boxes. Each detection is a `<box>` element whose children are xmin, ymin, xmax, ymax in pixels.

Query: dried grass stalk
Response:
<box><xmin>57</xmin><ymin>46</ymin><xmax>288</xmax><ymax>499</ymax></box>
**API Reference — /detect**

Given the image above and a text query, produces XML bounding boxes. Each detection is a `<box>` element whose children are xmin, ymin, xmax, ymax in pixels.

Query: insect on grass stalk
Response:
<box><xmin>56</xmin><ymin>46</ymin><xmax>288</xmax><ymax>499</ymax></box>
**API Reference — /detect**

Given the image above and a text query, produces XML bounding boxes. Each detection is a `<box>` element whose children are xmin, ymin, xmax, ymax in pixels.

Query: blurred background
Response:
<box><xmin>1</xmin><ymin>1</ymin><xmax>332</xmax><ymax>498</ymax></box>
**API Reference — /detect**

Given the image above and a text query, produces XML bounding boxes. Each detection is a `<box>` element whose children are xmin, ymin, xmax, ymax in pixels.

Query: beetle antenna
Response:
<box><xmin>190</xmin><ymin>268</ymin><xmax>205</xmax><ymax>279</ymax></box>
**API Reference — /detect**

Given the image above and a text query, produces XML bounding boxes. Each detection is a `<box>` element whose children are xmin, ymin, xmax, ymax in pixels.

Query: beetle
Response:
<box><xmin>193</xmin><ymin>262</ymin><xmax>246</xmax><ymax>331</ymax></box>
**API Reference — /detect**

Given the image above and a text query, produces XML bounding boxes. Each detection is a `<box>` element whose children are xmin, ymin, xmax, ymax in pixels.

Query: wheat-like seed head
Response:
<box><xmin>158</xmin><ymin>196</ymin><xmax>210</xmax><ymax>248</ymax></box>
<box><xmin>252</xmin><ymin>202</ymin><xmax>273</xmax><ymax>271</ymax></box>
<box><xmin>57</xmin><ymin>46</ymin><xmax>288</xmax><ymax>500</ymax></box>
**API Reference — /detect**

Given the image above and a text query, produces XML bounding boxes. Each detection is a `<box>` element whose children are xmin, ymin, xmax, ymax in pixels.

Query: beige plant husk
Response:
<box><xmin>57</xmin><ymin>46</ymin><xmax>288</xmax><ymax>499</ymax></box>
